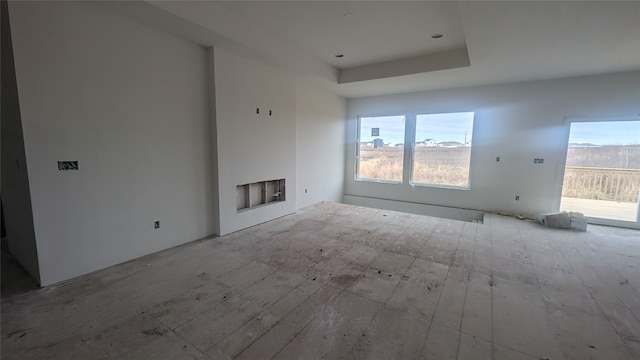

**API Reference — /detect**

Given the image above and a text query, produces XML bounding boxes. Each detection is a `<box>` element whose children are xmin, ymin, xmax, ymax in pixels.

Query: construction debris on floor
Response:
<box><xmin>2</xmin><ymin>202</ymin><xmax>639</xmax><ymax>359</ymax></box>
<box><xmin>538</xmin><ymin>211</ymin><xmax>588</xmax><ymax>231</ymax></box>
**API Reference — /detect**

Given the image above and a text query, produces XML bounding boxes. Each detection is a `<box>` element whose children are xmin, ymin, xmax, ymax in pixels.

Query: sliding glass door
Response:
<box><xmin>560</xmin><ymin>120</ymin><xmax>640</xmax><ymax>223</ymax></box>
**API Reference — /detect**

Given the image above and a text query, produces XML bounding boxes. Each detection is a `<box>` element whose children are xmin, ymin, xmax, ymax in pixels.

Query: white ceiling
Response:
<box><xmin>216</xmin><ymin>1</ymin><xmax>466</xmax><ymax>68</ymax></box>
<box><xmin>107</xmin><ymin>1</ymin><xmax>640</xmax><ymax>98</ymax></box>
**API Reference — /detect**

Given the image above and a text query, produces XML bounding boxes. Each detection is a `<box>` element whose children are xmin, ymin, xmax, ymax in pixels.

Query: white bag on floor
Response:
<box><xmin>538</xmin><ymin>212</ymin><xmax>571</xmax><ymax>229</ymax></box>
<box><xmin>538</xmin><ymin>211</ymin><xmax>587</xmax><ymax>231</ymax></box>
<box><xmin>569</xmin><ymin>212</ymin><xmax>588</xmax><ymax>232</ymax></box>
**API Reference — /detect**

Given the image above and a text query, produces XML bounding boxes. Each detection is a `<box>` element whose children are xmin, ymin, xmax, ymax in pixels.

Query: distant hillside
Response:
<box><xmin>438</xmin><ymin>141</ymin><xmax>464</xmax><ymax>147</ymax></box>
<box><xmin>568</xmin><ymin>143</ymin><xmax>598</xmax><ymax>147</ymax></box>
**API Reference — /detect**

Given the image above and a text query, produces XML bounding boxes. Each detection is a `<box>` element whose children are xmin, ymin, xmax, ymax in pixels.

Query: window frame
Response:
<box><xmin>354</xmin><ymin>112</ymin><xmax>475</xmax><ymax>189</ymax></box>
<box><xmin>410</xmin><ymin>112</ymin><xmax>475</xmax><ymax>190</ymax></box>
<box><xmin>355</xmin><ymin>115</ymin><xmax>406</xmax><ymax>184</ymax></box>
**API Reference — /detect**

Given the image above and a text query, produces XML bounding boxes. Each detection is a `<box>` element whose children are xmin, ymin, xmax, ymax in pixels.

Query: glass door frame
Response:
<box><xmin>557</xmin><ymin>115</ymin><xmax>640</xmax><ymax>229</ymax></box>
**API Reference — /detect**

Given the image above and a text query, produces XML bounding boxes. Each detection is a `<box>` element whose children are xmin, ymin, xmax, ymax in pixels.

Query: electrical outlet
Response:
<box><xmin>154</xmin><ymin>221</ymin><xmax>160</xmax><ymax>229</ymax></box>
<box><xmin>515</xmin><ymin>196</ymin><xmax>520</xmax><ymax>201</ymax></box>
<box><xmin>305</xmin><ymin>188</ymin><xmax>308</xmax><ymax>193</ymax></box>
<box><xmin>534</xmin><ymin>158</ymin><xmax>544</xmax><ymax>164</ymax></box>
<box><xmin>496</xmin><ymin>157</ymin><xmax>500</xmax><ymax>162</ymax></box>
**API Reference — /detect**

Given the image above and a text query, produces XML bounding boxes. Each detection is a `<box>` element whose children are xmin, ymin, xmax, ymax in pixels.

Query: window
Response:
<box><xmin>413</xmin><ymin>112</ymin><xmax>474</xmax><ymax>188</ymax></box>
<box><xmin>357</xmin><ymin>116</ymin><xmax>406</xmax><ymax>182</ymax></box>
<box><xmin>355</xmin><ymin>112</ymin><xmax>475</xmax><ymax>188</ymax></box>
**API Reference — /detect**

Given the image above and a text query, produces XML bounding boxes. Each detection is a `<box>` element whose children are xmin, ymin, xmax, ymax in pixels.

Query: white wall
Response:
<box><xmin>207</xmin><ymin>48</ymin><xmax>221</xmax><ymax>236</ymax></box>
<box><xmin>1</xmin><ymin>0</ymin><xmax>40</xmax><ymax>283</ymax></box>
<box><xmin>295</xmin><ymin>79</ymin><xmax>347</xmax><ymax>208</ymax></box>
<box><xmin>214</xmin><ymin>48</ymin><xmax>297</xmax><ymax>235</ymax></box>
<box><xmin>9</xmin><ymin>1</ymin><xmax>215</xmax><ymax>285</ymax></box>
<box><xmin>346</xmin><ymin>71</ymin><xmax>640</xmax><ymax>217</ymax></box>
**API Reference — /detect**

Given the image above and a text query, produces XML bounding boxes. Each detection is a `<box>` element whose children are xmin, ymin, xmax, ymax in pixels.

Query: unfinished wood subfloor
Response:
<box><xmin>2</xmin><ymin>202</ymin><xmax>640</xmax><ymax>359</ymax></box>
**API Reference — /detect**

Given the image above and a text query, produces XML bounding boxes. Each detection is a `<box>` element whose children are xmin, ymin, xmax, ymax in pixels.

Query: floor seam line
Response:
<box><xmin>265</xmin><ymin>287</ymin><xmax>347</xmax><ymax>360</ymax></box>
<box><xmin>555</xmin><ymin>231</ymin><xmax>638</xmax><ymax>358</ymax></box>
<box><xmin>454</xmin><ymin>221</ymin><xmax>478</xmax><ymax>360</ymax></box>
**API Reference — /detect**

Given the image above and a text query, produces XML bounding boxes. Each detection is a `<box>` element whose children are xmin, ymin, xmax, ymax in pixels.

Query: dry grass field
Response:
<box><xmin>358</xmin><ymin>146</ymin><xmax>470</xmax><ymax>186</ymax></box>
<box><xmin>566</xmin><ymin>145</ymin><xmax>640</xmax><ymax>168</ymax></box>
<box><xmin>358</xmin><ymin>147</ymin><xmax>404</xmax><ymax>182</ymax></box>
<box><xmin>358</xmin><ymin>145</ymin><xmax>640</xmax><ymax>201</ymax></box>
<box><xmin>412</xmin><ymin>147</ymin><xmax>471</xmax><ymax>186</ymax></box>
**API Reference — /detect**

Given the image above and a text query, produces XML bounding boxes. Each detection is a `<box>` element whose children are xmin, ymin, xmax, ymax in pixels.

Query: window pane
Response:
<box><xmin>358</xmin><ymin>116</ymin><xmax>405</xmax><ymax>182</ymax></box>
<box><xmin>413</xmin><ymin>112</ymin><xmax>474</xmax><ymax>187</ymax></box>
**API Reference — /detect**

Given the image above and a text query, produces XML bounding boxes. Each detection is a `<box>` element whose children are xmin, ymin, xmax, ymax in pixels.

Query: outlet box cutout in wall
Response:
<box><xmin>237</xmin><ymin>179</ymin><xmax>286</xmax><ymax>212</ymax></box>
<box><xmin>58</xmin><ymin>161</ymin><xmax>78</xmax><ymax>170</ymax></box>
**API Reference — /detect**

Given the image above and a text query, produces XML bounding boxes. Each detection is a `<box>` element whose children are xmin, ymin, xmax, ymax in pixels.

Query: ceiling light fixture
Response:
<box><xmin>335</xmin><ymin>54</ymin><xmax>344</xmax><ymax>58</ymax></box>
<box><xmin>431</xmin><ymin>33</ymin><xmax>444</xmax><ymax>39</ymax></box>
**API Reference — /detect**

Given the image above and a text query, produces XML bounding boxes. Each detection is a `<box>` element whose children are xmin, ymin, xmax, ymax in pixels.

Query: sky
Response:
<box><xmin>360</xmin><ymin>116</ymin><xmax>406</xmax><ymax>144</ymax></box>
<box><xmin>416</xmin><ymin>113</ymin><xmax>474</xmax><ymax>144</ymax></box>
<box><xmin>569</xmin><ymin>121</ymin><xmax>640</xmax><ymax>145</ymax></box>
<box><xmin>360</xmin><ymin>112</ymin><xmax>474</xmax><ymax>145</ymax></box>
<box><xmin>360</xmin><ymin>116</ymin><xmax>640</xmax><ymax>146</ymax></box>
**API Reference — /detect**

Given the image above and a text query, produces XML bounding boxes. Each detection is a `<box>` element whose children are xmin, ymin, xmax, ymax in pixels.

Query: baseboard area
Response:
<box><xmin>343</xmin><ymin>195</ymin><xmax>484</xmax><ymax>224</ymax></box>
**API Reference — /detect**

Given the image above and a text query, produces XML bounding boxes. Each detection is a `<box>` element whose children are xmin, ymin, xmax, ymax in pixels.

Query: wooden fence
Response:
<box><xmin>562</xmin><ymin>166</ymin><xmax>640</xmax><ymax>203</ymax></box>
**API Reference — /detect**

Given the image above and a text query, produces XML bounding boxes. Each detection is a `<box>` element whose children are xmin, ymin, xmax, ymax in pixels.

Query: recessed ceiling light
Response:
<box><xmin>431</xmin><ymin>33</ymin><xmax>444</xmax><ymax>39</ymax></box>
<box><xmin>335</xmin><ymin>54</ymin><xmax>344</xmax><ymax>58</ymax></box>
